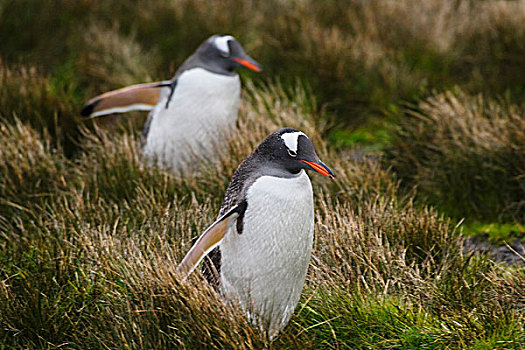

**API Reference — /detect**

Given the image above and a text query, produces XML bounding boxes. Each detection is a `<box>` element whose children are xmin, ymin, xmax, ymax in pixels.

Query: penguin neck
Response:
<box><xmin>247</xmin><ymin>169</ymin><xmax>312</xmax><ymax>199</ymax></box>
<box><xmin>259</xmin><ymin>166</ymin><xmax>305</xmax><ymax>180</ymax></box>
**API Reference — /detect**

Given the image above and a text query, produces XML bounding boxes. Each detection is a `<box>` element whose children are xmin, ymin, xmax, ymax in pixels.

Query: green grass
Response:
<box><xmin>329</xmin><ymin>121</ymin><xmax>394</xmax><ymax>151</ymax></box>
<box><xmin>293</xmin><ymin>289</ymin><xmax>525</xmax><ymax>349</ymax></box>
<box><xmin>462</xmin><ymin>223</ymin><xmax>525</xmax><ymax>245</ymax></box>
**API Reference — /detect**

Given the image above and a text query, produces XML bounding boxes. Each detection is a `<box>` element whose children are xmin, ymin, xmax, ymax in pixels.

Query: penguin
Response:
<box><xmin>81</xmin><ymin>35</ymin><xmax>261</xmax><ymax>171</ymax></box>
<box><xmin>177</xmin><ymin>128</ymin><xmax>334</xmax><ymax>338</ymax></box>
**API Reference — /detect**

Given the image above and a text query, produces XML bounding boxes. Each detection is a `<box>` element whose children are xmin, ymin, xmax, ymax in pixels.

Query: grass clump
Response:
<box><xmin>388</xmin><ymin>89</ymin><xmax>525</xmax><ymax>222</ymax></box>
<box><xmin>78</xmin><ymin>23</ymin><xmax>156</xmax><ymax>89</ymax></box>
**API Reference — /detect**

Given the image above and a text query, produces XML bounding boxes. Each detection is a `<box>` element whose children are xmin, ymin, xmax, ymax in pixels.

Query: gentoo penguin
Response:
<box><xmin>81</xmin><ymin>35</ymin><xmax>261</xmax><ymax>170</ymax></box>
<box><xmin>177</xmin><ymin>128</ymin><xmax>334</xmax><ymax>338</ymax></box>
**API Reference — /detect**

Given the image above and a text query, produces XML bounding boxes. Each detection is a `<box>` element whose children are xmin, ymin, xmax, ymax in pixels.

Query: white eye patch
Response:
<box><xmin>281</xmin><ymin>131</ymin><xmax>307</xmax><ymax>153</ymax></box>
<box><xmin>214</xmin><ymin>35</ymin><xmax>235</xmax><ymax>54</ymax></box>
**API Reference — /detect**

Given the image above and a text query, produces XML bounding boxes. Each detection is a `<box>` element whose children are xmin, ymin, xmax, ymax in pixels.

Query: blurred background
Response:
<box><xmin>2</xmin><ymin>0</ymin><xmax>524</xmax><ymax>225</ymax></box>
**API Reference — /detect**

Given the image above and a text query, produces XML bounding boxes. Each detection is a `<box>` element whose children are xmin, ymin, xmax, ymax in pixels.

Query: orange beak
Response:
<box><xmin>233</xmin><ymin>57</ymin><xmax>262</xmax><ymax>72</ymax></box>
<box><xmin>301</xmin><ymin>160</ymin><xmax>335</xmax><ymax>179</ymax></box>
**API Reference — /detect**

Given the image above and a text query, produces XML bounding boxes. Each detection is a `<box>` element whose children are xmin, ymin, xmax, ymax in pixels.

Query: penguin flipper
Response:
<box><xmin>177</xmin><ymin>205</ymin><xmax>242</xmax><ymax>278</ymax></box>
<box><xmin>81</xmin><ymin>80</ymin><xmax>171</xmax><ymax>118</ymax></box>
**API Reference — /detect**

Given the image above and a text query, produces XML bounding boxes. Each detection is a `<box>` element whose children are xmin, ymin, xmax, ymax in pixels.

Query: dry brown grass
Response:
<box><xmin>2</xmin><ymin>81</ymin><xmax>523</xmax><ymax>348</ymax></box>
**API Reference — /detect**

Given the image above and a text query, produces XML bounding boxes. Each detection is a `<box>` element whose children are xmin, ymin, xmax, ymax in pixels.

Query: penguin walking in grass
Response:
<box><xmin>81</xmin><ymin>35</ymin><xmax>261</xmax><ymax>171</ymax></box>
<box><xmin>177</xmin><ymin>128</ymin><xmax>334</xmax><ymax>338</ymax></box>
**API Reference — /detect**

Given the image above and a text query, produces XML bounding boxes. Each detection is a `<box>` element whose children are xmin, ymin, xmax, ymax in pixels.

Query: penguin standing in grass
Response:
<box><xmin>177</xmin><ymin>128</ymin><xmax>334</xmax><ymax>338</ymax></box>
<box><xmin>81</xmin><ymin>35</ymin><xmax>261</xmax><ymax>171</ymax></box>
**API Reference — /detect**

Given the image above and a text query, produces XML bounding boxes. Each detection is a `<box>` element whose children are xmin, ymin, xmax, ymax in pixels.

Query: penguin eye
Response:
<box><xmin>220</xmin><ymin>50</ymin><xmax>230</xmax><ymax>58</ymax></box>
<box><xmin>287</xmin><ymin>149</ymin><xmax>297</xmax><ymax>157</ymax></box>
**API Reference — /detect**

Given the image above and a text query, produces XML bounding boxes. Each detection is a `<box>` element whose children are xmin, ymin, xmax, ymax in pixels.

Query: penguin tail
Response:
<box><xmin>80</xmin><ymin>80</ymin><xmax>171</xmax><ymax>118</ymax></box>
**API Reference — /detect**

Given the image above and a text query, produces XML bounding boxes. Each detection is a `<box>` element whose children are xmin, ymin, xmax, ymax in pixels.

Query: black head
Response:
<box><xmin>190</xmin><ymin>35</ymin><xmax>262</xmax><ymax>76</ymax></box>
<box><xmin>252</xmin><ymin>128</ymin><xmax>335</xmax><ymax>179</ymax></box>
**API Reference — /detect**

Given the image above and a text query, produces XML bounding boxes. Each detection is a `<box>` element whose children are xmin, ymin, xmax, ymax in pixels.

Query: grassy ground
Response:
<box><xmin>1</xmin><ymin>0</ymin><xmax>525</xmax><ymax>348</ymax></box>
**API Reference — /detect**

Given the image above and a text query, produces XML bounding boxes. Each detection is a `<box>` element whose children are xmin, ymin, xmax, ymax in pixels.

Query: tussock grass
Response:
<box><xmin>1</xmin><ymin>82</ymin><xmax>524</xmax><ymax>348</ymax></box>
<box><xmin>388</xmin><ymin>89</ymin><xmax>525</xmax><ymax>222</ymax></box>
<box><xmin>2</xmin><ymin>0</ymin><xmax>525</xmax><ymax>347</ymax></box>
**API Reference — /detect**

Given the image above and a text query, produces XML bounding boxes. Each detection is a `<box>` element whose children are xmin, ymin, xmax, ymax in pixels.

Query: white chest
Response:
<box><xmin>220</xmin><ymin>170</ymin><xmax>314</xmax><ymax>336</ymax></box>
<box><xmin>144</xmin><ymin>68</ymin><xmax>241</xmax><ymax>170</ymax></box>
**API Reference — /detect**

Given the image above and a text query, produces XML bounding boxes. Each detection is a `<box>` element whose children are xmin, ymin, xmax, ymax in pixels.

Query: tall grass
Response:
<box><xmin>388</xmin><ymin>89</ymin><xmax>525</xmax><ymax>222</ymax></box>
<box><xmin>1</xmin><ymin>82</ymin><xmax>524</xmax><ymax>348</ymax></box>
<box><xmin>1</xmin><ymin>0</ymin><xmax>525</xmax><ymax>347</ymax></box>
